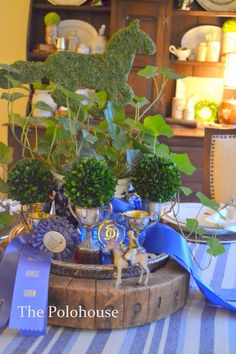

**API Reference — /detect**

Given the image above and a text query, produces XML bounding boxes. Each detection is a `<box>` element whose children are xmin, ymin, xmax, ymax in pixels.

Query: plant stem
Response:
<box><xmin>139</xmin><ymin>77</ymin><xmax>168</xmax><ymax>120</ymax></box>
<box><xmin>153</xmin><ymin>136</ymin><xmax>157</xmax><ymax>154</ymax></box>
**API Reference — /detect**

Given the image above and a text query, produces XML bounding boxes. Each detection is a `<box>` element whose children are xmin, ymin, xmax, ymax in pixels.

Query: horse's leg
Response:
<box><xmin>106</xmin><ymin>82</ymin><xmax>134</xmax><ymax>106</ymax></box>
<box><xmin>116</xmin><ymin>83</ymin><xmax>134</xmax><ymax>106</ymax></box>
<box><xmin>143</xmin><ymin>258</ymin><xmax>150</xmax><ymax>286</ymax></box>
<box><xmin>137</xmin><ymin>266</ymin><xmax>143</xmax><ymax>285</ymax></box>
<box><xmin>116</xmin><ymin>260</ymin><xmax>123</xmax><ymax>288</ymax></box>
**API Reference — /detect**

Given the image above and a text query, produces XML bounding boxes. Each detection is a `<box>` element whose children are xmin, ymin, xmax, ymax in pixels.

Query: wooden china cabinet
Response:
<box><xmin>8</xmin><ymin>0</ymin><xmax>236</xmax><ymax>197</ymax></box>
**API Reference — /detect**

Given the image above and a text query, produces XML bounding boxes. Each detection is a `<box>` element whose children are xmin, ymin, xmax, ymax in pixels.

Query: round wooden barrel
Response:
<box><xmin>48</xmin><ymin>259</ymin><xmax>189</xmax><ymax>329</ymax></box>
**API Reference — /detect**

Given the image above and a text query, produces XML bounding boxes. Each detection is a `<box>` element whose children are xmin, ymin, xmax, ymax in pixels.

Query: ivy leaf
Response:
<box><xmin>0</xmin><ymin>210</ymin><xmax>15</xmax><ymax>233</ymax></box>
<box><xmin>154</xmin><ymin>143</ymin><xmax>170</xmax><ymax>157</ymax></box>
<box><xmin>1</xmin><ymin>92</ymin><xmax>27</xmax><ymax>102</ymax></box>
<box><xmin>0</xmin><ymin>178</ymin><xmax>10</xmax><ymax>193</ymax></box>
<box><xmin>9</xmin><ymin>113</ymin><xmax>27</xmax><ymax>128</ymax></box>
<box><xmin>185</xmin><ymin>218</ymin><xmax>205</xmax><ymax>236</ymax></box>
<box><xmin>82</xmin><ymin>130</ymin><xmax>98</xmax><ymax>144</ymax></box>
<box><xmin>0</xmin><ymin>142</ymin><xmax>13</xmax><ymax>165</ymax></box>
<box><xmin>143</xmin><ymin>114</ymin><xmax>173</xmax><ymax>137</ymax></box>
<box><xmin>196</xmin><ymin>192</ymin><xmax>220</xmax><ymax>212</ymax></box>
<box><xmin>129</xmin><ymin>95</ymin><xmax>150</xmax><ymax>109</ymax></box>
<box><xmin>125</xmin><ymin>118</ymin><xmax>143</xmax><ymax>132</ymax></box>
<box><xmin>138</xmin><ymin>66</ymin><xmax>157</xmax><ymax>79</ymax></box>
<box><xmin>186</xmin><ymin>218</ymin><xmax>199</xmax><ymax>231</ymax></box>
<box><xmin>32</xmin><ymin>101</ymin><xmax>55</xmax><ymax>112</ymax></box>
<box><xmin>159</xmin><ymin>67</ymin><xmax>185</xmax><ymax>80</ymax></box>
<box><xmin>7</xmin><ymin>77</ymin><xmax>29</xmax><ymax>90</ymax></box>
<box><xmin>106</xmin><ymin>146</ymin><xmax>119</xmax><ymax>162</ymax></box>
<box><xmin>88</xmin><ymin>90</ymin><xmax>107</xmax><ymax>108</ymax></box>
<box><xmin>0</xmin><ymin>64</ymin><xmax>19</xmax><ymax>73</ymax></box>
<box><xmin>180</xmin><ymin>186</ymin><xmax>193</xmax><ymax>196</ymax></box>
<box><xmin>126</xmin><ymin>149</ymin><xmax>141</xmax><ymax>167</ymax></box>
<box><xmin>170</xmin><ymin>152</ymin><xmax>196</xmax><ymax>175</ymax></box>
<box><xmin>207</xmin><ymin>238</ymin><xmax>225</xmax><ymax>257</ymax></box>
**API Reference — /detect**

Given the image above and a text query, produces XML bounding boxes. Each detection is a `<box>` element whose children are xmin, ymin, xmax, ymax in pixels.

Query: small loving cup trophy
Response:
<box><xmin>116</xmin><ymin>210</ymin><xmax>153</xmax><ymax>249</ymax></box>
<box><xmin>69</xmin><ymin>205</ymin><xmax>111</xmax><ymax>264</ymax></box>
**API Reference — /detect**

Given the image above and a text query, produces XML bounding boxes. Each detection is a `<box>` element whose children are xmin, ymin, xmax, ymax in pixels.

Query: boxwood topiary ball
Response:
<box><xmin>64</xmin><ymin>157</ymin><xmax>117</xmax><ymax>208</ymax></box>
<box><xmin>7</xmin><ymin>158</ymin><xmax>54</xmax><ymax>205</ymax></box>
<box><xmin>133</xmin><ymin>154</ymin><xmax>181</xmax><ymax>203</ymax></box>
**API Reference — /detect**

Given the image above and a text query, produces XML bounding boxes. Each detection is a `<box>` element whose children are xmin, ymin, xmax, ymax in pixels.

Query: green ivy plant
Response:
<box><xmin>7</xmin><ymin>158</ymin><xmax>54</xmax><ymax>205</ymax></box>
<box><xmin>132</xmin><ymin>154</ymin><xmax>181</xmax><ymax>203</ymax></box>
<box><xmin>0</xmin><ymin>142</ymin><xmax>14</xmax><ymax>234</ymax></box>
<box><xmin>64</xmin><ymin>157</ymin><xmax>117</xmax><ymax>208</ymax></box>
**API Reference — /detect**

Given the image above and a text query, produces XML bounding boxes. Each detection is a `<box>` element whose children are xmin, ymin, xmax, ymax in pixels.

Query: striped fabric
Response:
<box><xmin>1</xmin><ymin>243</ymin><xmax>236</xmax><ymax>354</ymax></box>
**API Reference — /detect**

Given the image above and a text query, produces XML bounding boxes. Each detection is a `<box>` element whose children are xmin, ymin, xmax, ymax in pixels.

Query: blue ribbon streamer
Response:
<box><xmin>0</xmin><ymin>236</ymin><xmax>27</xmax><ymax>328</ymax></box>
<box><xmin>113</xmin><ymin>197</ymin><xmax>236</xmax><ymax>310</ymax></box>
<box><xmin>144</xmin><ymin>223</ymin><xmax>236</xmax><ymax>310</ymax></box>
<box><xmin>9</xmin><ymin>244</ymin><xmax>52</xmax><ymax>336</ymax></box>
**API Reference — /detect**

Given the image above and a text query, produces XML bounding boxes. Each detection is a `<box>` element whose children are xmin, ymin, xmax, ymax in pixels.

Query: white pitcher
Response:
<box><xmin>169</xmin><ymin>45</ymin><xmax>191</xmax><ymax>61</ymax></box>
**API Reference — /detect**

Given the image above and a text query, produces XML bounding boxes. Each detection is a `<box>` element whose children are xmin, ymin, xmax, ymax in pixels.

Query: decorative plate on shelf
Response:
<box><xmin>181</xmin><ymin>25</ymin><xmax>222</xmax><ymax>51</ymax></box>
<box><xmin>196</xmin><ymin>0</ymin><xmax>236</xmax><ymax>11</ymax></box>
<box><xmin>58</xmin><ymin>20</ymin><xmax>97</xmax><ymax>48</ymax></box>
<box><xmin>48</xmin><ymin>0</ymin><xmax>88</xmax><ymax>5</ymax></box>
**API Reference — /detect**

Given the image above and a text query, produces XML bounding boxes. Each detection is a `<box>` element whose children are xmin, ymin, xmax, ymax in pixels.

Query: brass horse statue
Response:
<box><xmin>0</xmin><ymin>20</ymin><xmax>156</xmax><ymax>108</ymax></box>
<box><xmin>105</xmin><ymin>233</ymin><xmax>151</xmax><ymax>287</ymax></box>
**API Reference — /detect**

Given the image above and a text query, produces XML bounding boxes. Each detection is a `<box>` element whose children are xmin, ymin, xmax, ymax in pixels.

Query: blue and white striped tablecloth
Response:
<box><xmin>1</xmin><ymin>242</ymin><xmax>236</xmax><ymax>354</ymax></box>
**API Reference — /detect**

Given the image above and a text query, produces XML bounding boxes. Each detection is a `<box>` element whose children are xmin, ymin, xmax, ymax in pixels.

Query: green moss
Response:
<box><xmin>64</xmin><ymin>157</ymin><xmax>117</xmax><ymax>208</ymax></box>
<box><xmin>7</xmin><ymin>158</ymin><xmax>54</xmax><ymax>205</ymax></box>
<box><xmin>0</xmin><ymin>20</ymin><xmax>156</xmax><ymax>109</ymax></box>
<box><xmin>133</xmin><ymin>154</ymin><xmax>181</xmax><ymax>203</ymax></box>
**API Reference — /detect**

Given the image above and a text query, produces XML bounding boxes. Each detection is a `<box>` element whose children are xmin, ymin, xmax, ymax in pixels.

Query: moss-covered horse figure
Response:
<box><xmin>0</xmin><ymin>20</ymin><xmax>156</xmax><ymax>107</ymax></box>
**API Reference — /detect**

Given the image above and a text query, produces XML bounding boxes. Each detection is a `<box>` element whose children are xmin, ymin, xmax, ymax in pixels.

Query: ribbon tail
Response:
<box><xmin>0</xmin><ymin>237</ymin><xmax>27</xmax><ymax>328</ymax></box>
<box><xmin>9</xmin><ymin>244</ymin><xmax>52</xmax><ymax>334</ymax></box>
<box><xmin>144</xmin><ymin>223</ymin><xmax>236</xmax><ymax>311</ymax></box>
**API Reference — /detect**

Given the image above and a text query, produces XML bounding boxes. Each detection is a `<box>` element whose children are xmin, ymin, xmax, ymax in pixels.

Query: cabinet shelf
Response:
<box><xmin>170</xmin><ymin>60</ymin><xmax>225</xmax><ymax>67</ymax></box>
<box><xmin>173</xmin><ymin>10</ymin><xmax>236</xmax><ymax>18</ymax></box>
<box><xmin>33</xmin><ymin>3</ymin><xmax>111</xmax><ymax>12</ymax></box>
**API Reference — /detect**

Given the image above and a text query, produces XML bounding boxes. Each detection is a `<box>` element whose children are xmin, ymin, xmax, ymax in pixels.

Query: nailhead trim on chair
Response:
<box><xmin>210</xmin><ymin>134</ymin><xmax>236</xmax><ymax>200</ymax></box>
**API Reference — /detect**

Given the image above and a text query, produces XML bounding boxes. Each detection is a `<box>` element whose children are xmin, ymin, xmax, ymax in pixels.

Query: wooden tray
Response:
<box><xmin>50</xmin><ymin>253</ymin><xmax>169</xmax><ymax>279</ymax></box>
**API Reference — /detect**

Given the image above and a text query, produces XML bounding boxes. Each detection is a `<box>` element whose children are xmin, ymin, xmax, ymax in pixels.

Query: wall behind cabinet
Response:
<box><xmin>0</xmin><ymin>0</ymin><xmax>30</xmax><ymax>145</ymax></box>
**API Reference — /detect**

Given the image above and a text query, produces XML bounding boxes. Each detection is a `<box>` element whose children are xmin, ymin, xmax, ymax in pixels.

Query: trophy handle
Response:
<box><xmin>68</xmin><ymin>201</ymin><xmax>79</xmax><ymax>222</ymax></box>
<box><xmin>115</xmin><ymin>212</ymin><xmax>126</xmax><ymax>227</ymax></box>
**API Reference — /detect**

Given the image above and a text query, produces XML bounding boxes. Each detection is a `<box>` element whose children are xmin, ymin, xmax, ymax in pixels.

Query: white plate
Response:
<box><xmin>48</xmin><ymin>0</ymin><xmax>88</xmax><ymax>5</ymax></box>
<box><xmin>181</xmin><ymin>25</ymin><xmax>222</xmax><ymax>51</ymax></box>
<box><xmin>58</xmin><ymin>20</ymin><xmax>97</xmax><ymax>48</ymax></box>
<box><xmin>162</xmin><ymin>202</ymin><xmax>236</xmax><ymax>235</ymax></box>
<box><xmin>196</xmin><ymin>0</ymin><xmax>236</xmax><ymax>11</ymax></box>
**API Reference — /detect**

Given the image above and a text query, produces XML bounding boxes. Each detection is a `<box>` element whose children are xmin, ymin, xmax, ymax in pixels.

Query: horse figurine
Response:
<box><xmin>0</xmin><ymin>20</ymin><xmax>156</xmax><ymax>109</ymax></box>
<box><xmin>105</xmin><ymin>234</ymin><xmax>151</xmax><ymax>287</ymax></box>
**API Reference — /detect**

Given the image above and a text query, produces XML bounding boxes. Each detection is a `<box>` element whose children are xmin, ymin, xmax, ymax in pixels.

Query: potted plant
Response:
<box><xmin>7</xmin><ymin>158</ymin><xmax>54</xmax><ymax>206</ymax></box>
<box><xmin>3</xmin><ymin>158</ymin><xmax>54</xmax><ymax>236</ymax></box>
<box><xmin>44</xmin><ymin>12</ymin><xmax>61</xmax><ymax>46</ymax></box>
<box><xmin>0</xmin><ymin>21</ymin><xmax>194</xmax><ymax>209</ymax></box>
<box><xmin>63</xmin><ymin>157</ymin><xmax>117</xmax><ymax>264</ymax></box>
<box><xmin>132</xmin><ymin>154</ymin><xmax>181</xmax><ymax>220</ymax></box>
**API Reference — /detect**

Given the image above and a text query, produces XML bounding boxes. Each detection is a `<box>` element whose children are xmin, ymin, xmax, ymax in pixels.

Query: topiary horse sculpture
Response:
<box><xmin>0</xmin><ymin>20</ymin><xmax>156</xmax><ymax>108</ymax></box>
